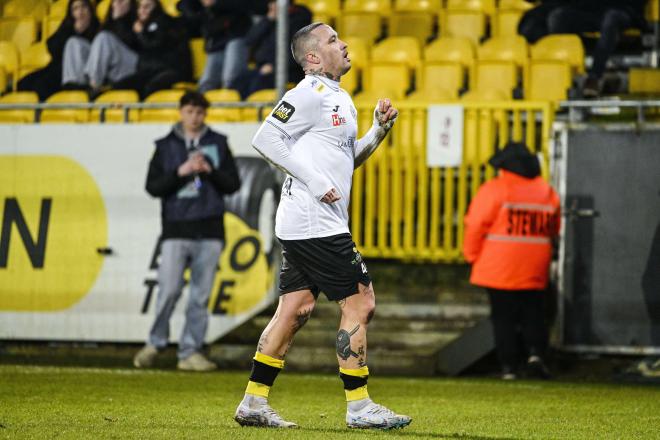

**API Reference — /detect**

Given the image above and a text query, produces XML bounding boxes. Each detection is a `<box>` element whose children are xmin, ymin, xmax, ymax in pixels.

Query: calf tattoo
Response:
<box><xmin>336</xmin><ymin>325</ymin><xmax>360</xmax><ymax>360</ymax></box>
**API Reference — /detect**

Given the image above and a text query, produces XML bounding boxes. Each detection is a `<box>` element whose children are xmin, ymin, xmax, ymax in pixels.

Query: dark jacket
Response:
<box><xmin>146</xmin><ymin>124</ymin><xmax>241</xmax><ymax>240</ymax></box>
<box><xmin>103</xmin><ymin>11</ymin><xmax>140</xmax><ymax>51</ymax></box>
<box><xmin>245</xmin><ymin>3</ymin><xmax>312</xmax><ymax>82</ymax></box>
<box><xmin>177</xmin><ymin>0</ymin><xmax>252</xmax><ymax>52</ymax></box>
<box><xmin>136</xmin><ymin>11</ymin><xmax>192</xmax><ymax>80</ymax></box>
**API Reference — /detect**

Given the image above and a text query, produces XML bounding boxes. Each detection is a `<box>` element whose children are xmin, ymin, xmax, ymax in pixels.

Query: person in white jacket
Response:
<box><xmin>233</xmin><ymin>22</ymin><xmax>411</xmax><ymax>430</ymax></box>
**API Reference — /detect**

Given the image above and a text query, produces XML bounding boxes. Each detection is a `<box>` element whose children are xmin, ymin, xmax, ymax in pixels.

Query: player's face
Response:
<box><xmin>180</xmin><ymin>105</ymin><xmax>206</xmax><ymax>133</ymax></box>
<box><xmin>312</xmin><ymin>25</ymin><xmax>351</xmax><ymax>78</ymax></box>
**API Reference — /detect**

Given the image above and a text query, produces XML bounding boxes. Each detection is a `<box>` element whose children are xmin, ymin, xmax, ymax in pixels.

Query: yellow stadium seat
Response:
<box><xmin>3</xmin><ymin>0</ymin><xmax>48</xmax><ymax>20</ymax></box>
<box><xmin>343</xmin><ymin>36</ymin><xmax>370</xmax><ymax>70</ymax></box>
<box><xmin>18</xmin><ymin>43</ymin><xmax>51</xmax><ymax>80</ymax></box>
<box><xmin>204</xmin><ymin>88</ymin><xmax>241</xmax><ymax>123</ymax></box>
<box><xmin>336</xmin><ymin>12</ymin><xmax>382</xmax><ymax>45</ymax></box>
<box><xmin>440</xmin><ymin>9</ymin><xmax>487</xmax><ymax>44</ymax></box>
<box><xmin>388</xmin><ymin>12</ymin><xmax>435</xmax><ymax>45</ymax></box>
<box><xmin>343</xmin><ymin>0</ymin><xmax>392</xmax><ymax>17</ymax></box>
<box><xmin>493</xmin><ymin>9</ymin><xmax>524</xmax><ymax>37</ymax></box>
<box><xmin>460</xmin><ymin>88</ymin><xmax>509</xmax><ymax>101</ymax></box>
<box><xmin>40</xmin><ymin>90</ymin><xmax>89</xmax><ymax>123</ymax></box>
<box><xmin>297</xmin><ymin>0</ymin><xmax>340</xmax><ymax>23</ymax></box>
<box><xmin>394</xmin><ymin>0</ymin><xmax>442</xmax><ymax>13</ymax></box>
<box><xmin>478</xmin><ymin>36</ymin><xmax>528</xmax><ymax>87</ymax></box>
<box><xmin>498</xmin><ymin>0</ymin><xmax>534</xmax><ymax>10</ymax></box>
<box><xmin>43</xmin><ymin>15</ymin><xmax>65</xmax><ymax>39</ymax></box>
<box><xmin>161</xmin><ymin>0</ymin><xmax>179</xmax><ymax>16</ymax></box>
<box><xmin>243</xmin><ymin>89</ymin><xmax>277</xmax><ymax>122</ymax></box>
<box><xmin>353</xmin><ymin>88</ymin><xmax>399</xmax><ymax>106</ymax></box>
<box><xmin>425</xmin><ymin>37</ymin><xmax>475</xmax><ymax>68</ymax></box>
<box><xmin>0</xmin><ymin>67</ymin><xmax>6</xmax><ymax>94</ymax></box>
<box><xmin>364</xmin><ymin>63</ymin><xmax>410</xmax><ymax>98</ymax></box>
<box><xmin>472</xmin><ymin>60</ymin><xmax>517</xmax><ymax>96</ymax></box>
<box><xmin>0</xmin><ymin>17</ymin><xmax>38</xmax><ymax>52</ymax></box>
<box><xmin>340</xmin><ymin>64</ymin><xmax>359</xmax><ymax>94</ymax></box>
<box><xmin>447</xmin><ymin>0</ymin><xmax>495</xmax><ymax>15</ymax></box>
<box><xmin>527</xmin><ymin>60</ymin><xmax>572</xmax><ymax>101</ymax></box>
<box><xmin>140</xmin><ymin>89</ymin><xmax>185</xmax><ymax>123</ymax></box>
<box><xmin>407</xmin><ymin>87</ymin><xmax>457</xmax><ymax>103</ymax></box>
<box><xmin>531</xmin><ymin>34</ymin><xmax>585</xmax><ymax>74</ymax></box>
<box><xmin>92</xmin><ymin>89</ymin><xmax>139</xmax><ymax>123</ymax></box>
<box><xmin>49</xmin><ymin>0</ymin><xmax>68</xmax><ymax>18</ymax></box>
<box><xmin>416</xmin><ymin>61</ymin><xmax>463</xmax><ymax>98</ymax></box>
<box><xmin>0</xmin><ymin>40</ymin><xmax>19</xmax><ymax>90</ymax></box>
<box><xmin>189</xmin><ymin>38</ymin><xmax>206</xmax><ymax>81</ymax></box>
<box><xmin>629</xmin><ymin>68</ymin><xmax>660</xmax><ymax>94</ymax></box>
<box><xmin>96</xmin><ymin>0</ymin><xmax>111</xmax><ymax>22</ymax></box>
<box><xmin>0</xmin><ymin>91</ymin><xmax>38</xmax><ymax>123</ymax></box>
<box><xmin>647</xmin><ymin>0</ymin><xmax>659</xmax><ymax>22</ymax></box>
<box><xmin>371</xmin><ymin>37</ymin><xmax>422</xmax><ymax>69</ymax></box>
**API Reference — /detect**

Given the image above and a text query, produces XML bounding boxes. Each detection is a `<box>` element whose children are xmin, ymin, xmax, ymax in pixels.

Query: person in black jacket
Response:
<box><xmin>62</xmin><ymin>0</ymin><xmax>139</xmax><ymax>93</ymax></box>
<box><xmin>177</xmin><ymin>0</ymin><xmax>252</xmax><ymax>92</ymax></box>
<box><xmin>547</xmin><ymin>0</ymin><xmax>648</xmax><ymax>98</ymax></box>
<box><xmin>134</xmin><ymin>91</ymin><xmax>241</xmax><ymax>371</ymax></box>
<box><xmin>231</xmin><ymin>0</ymin><xmax>311</xmax><ymax>99</ymax></box>
<box><xmin>17</xmin><ymin>0</ymin><xmax>100</xmax><ymax>100</ymax></box>
<box><xmin>112</xmin><ymin>0</ymin><xmax>193</xmax><ymax>98</ymax></box>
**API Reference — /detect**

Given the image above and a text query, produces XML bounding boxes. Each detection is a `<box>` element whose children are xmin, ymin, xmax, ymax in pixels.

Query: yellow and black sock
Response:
<box><xmin>339</xmin><ymin>366</ymin><xmax>369</xmax><ymax>401</ymax></box>
<box><xmin>245</xmin><ymin>352</ymin><xmax>284</xmax><ymax>398</ymax></box>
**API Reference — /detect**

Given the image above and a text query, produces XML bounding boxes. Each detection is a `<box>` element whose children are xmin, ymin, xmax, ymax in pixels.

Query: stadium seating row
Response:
<box><xmin>0</xmin><ymin>88</ymin><xmax>278</xmax><ymax>123</ymax></box>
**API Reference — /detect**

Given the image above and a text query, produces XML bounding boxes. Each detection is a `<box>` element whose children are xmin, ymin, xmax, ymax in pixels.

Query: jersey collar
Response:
<box><xmin>308</xmin><ymin>75</ymin><xmax>340</xmax><ymax>92</ymax></box>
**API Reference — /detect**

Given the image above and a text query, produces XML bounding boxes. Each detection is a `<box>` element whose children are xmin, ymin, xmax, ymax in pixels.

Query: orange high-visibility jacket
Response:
<box><xmin>463</xmin><ymin>170</ymin><xmax>561</xmax><ymax>290</ymax></box>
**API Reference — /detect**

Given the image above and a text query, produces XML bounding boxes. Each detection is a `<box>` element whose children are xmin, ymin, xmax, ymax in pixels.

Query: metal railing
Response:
<box><xmin>351</xmin><ymin>101</ymin><xmax>555</xmax><ymax>262</ymax></box>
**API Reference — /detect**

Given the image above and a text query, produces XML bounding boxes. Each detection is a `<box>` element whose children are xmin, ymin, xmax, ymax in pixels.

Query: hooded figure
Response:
<box><xmin>463</xmin><ymin>141</ymin><xmax>561</xmax><ymax>380</ymax></box>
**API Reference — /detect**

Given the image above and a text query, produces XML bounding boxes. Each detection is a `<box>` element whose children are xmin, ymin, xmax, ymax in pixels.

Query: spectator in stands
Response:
<box><xmin>177</xmin><ymin>0</ymin><xmax>252</xmax><ymax>92</ymax></box>
<box><xmin>517</xmin><ymin>0</ymin><xmax>567</xmax><ymax>44</ymax></box>
<box><xmin>17</xmin><ymin>0</ymin><xmax>100</xmax><ymax>101</ymax></box>
<box><xmin>62</xmin><ymin>0</ymin><xmax>139</xmax><ymax>95</ymax></box>
<box><xmin>463</xmin><ymin>142</ymin><xmax>561</xmax><ymax>380</ymax></box>
<box><xmin>112</xmin><ymin>0</ymin><xmax>193</xmax><ymax>98</ymax></box>
<box><xmin>547</xmin><ymin>0</ymin><xmax>648</xmax><ymax>98</ymax></box>
<box><xmin>232</xmin><ymin>0</ymin><xmax>311</xmax><ymax>99</ymax></box>
<box><xmin>134</xmin><ymin>91</ymin><xmax>241</xmax><ymax>372</ymax></box>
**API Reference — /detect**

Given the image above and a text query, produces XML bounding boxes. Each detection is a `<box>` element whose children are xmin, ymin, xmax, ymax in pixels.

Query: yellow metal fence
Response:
<box><xmin>351</xmin><ymin>101</ymin><xmax>555</xmax><ymax>262</ymax></box>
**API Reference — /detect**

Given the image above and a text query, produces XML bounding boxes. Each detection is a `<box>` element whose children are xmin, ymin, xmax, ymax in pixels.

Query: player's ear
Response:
<box><xmin>305</xmin><ymin>51</ymin><xmax>320</xmax><ymax>65</ymax></box>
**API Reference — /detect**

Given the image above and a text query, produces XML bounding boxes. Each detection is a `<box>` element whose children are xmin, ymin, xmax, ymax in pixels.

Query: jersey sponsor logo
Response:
<box><xmin>332</xmin><ymin>114</ymin><xmax>347</xmax><ymax>126</ymax></box>
<box><xmin>272</xmin><ymin>101</ymin><xmax>295</xmax><ymax>123</ymax></box>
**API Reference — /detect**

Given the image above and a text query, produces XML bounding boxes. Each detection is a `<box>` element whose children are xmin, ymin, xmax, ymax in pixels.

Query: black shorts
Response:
<box><xmin>278</xmin><ymin>233</ymin><xmax>371</xmax><ymax>301</ymax></box>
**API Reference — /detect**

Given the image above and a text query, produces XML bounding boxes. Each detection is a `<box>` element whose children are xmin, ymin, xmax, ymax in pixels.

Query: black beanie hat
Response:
<box><xmin>488</xmin><ymin>141</ymin><xmax>541</xmax><ymax>178</ymax></box>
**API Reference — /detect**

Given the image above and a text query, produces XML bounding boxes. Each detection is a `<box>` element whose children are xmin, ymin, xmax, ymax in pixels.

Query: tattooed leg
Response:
<box><xmin>256</xmin><ymin>290</ymin><xmax>316</xmax><ymax>359</ymax></box>
<box><xmin>336</xmin><ymin>283</ymin><xmax>376</xmax><ymax>369</ymax></box>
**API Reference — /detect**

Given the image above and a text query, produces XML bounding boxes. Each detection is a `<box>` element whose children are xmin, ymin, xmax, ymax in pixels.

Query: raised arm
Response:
<box><xmin>353</xmin><ymin>98</ymin><xmax>398</xmax><ymax>169</ymax></box>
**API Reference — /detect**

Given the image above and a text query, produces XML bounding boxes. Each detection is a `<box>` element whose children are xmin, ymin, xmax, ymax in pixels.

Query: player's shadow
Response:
<box><xmin>303</xmin><ymin>426</ymin><xmax>523</xmax><ymax>440</ymax></box>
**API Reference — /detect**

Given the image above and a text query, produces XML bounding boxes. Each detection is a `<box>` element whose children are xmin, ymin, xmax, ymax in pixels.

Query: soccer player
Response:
<box><xmin>233</xmin><ymin>22</ymin><xmax>411</xmax><ymax>430</ymax></box>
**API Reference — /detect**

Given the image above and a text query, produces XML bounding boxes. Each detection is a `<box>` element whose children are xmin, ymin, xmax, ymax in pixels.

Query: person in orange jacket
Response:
<box><xmin>463</xmin><ymin>141</ymin><xmax>561</xmax><ymax>380</ymax></box>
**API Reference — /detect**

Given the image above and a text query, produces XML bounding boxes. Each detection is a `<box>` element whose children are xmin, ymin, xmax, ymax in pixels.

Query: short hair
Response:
<box><xmin>179</xmin><ymin>91</ymin><xmax>209</xmax><ymax>109</ymax></box>
<box><xmin>291</xmin><ymin>22</ymin><xmax>325</xmax><ymax>67</ymax></box>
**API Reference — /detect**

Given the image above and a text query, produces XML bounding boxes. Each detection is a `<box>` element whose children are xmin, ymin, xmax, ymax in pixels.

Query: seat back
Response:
<box><xmin>42</xmin><ymin>14</ymin><xmax>65</xmax><ymax>39</ymax></box>
<box><xmin>93</xmin><ymin>90</ymin><xmax>140</xmax><ymax>122</ymax></box>
<box><xmin>0</xmin><ymin>41</ymin><xmax>19</xmax><ymax>89</ymax></box>
<box><xmin>395</xmin><ymin>0</ymin><xmax>442</xmax><ymax>13</ymax></box>
<box><xmin>364</xmin><ymin>63</ymin><xmax>411</xmax><ymax>98</ymax></box>
<box><xmin>417</xmin><ymin>62</ymin><xmax>463</xmax><ymax>97</ymax></box>
<box><xmin>388</xmin><ymin>12</ymin><xmax>435</xmax><ymax>45</ymax></box>
<box><xmin>440</xmin><ymin>9</ymin><xmax>486</xmax><ymax>45</ymax></box>
<box><xmin>531</xmin><ymin>34</ymin><xmax>585</xmax><ymax>74</ymax></box>
<box><xmin>0</xmin><ymin>17</ymin><xmax>38</xmax><ymax>52</ymax></box>
<box><xmin>371</xmin><ymin>36</ymin><xmax>422</xmax><ymax>69</ymax></box>
<box><xmin>189</xmin><ymin>38</ymin><xmax>207</xmax><ymax>81</ymax></box>
<box><xmin>447</xmin><ymin>0</ymin><xmax>496</xmax><ymax>15</ymax></box>
<box><xmin>297</xmin><ymin>0</ymin><xmax>340</xmax><ymax>24</ymax></box>
<box><xmin>204</xmin><ymin>89</ymin><xmax>242</xmax><ymax>123</ymax></box>
<box><xmin>18</xmin><ymin>43</ymin><xmax>51</xmax><ymax>80</ymax></box>
<box><xmin>527</xmin><ymin>60</ymin><xmax>571</xmax><ymax>101</ymax></box>
<box><xmin>407</xmin><ymin>87</ymin><xmax>457</xmax><ymax>103</ymax></box>
<box><xmin>493</xmin><ymin>9</ymin><xmax>523</xmax><ymax>37</ymax></box>
<box><xmin>243</xmin><ymin>89</ymin><xmax>277</xmax><ymax>121</ymax></box>
<box><xmin>472</xmin><ymin>60</ymin><xmax>517</xmax><ymax>96</ymax></box>
<box><xmin>343</xmin><ymin>0</ymin><xmax>392</xmax><ymax>16</ymax></box>
<box><xmin>425</xmin><ymin>37</ymin><xmax>475</xmax><ymax>69</ymax></box>
<box><xmin>0</xmin><ymin>91</ymin><xmax>38</xmax><ymax>123</ymax></box>
<box><xmin>337</xmin><ymin>12</ymin><xmax>382</xmax><ymax>45</ymax></box>
<box><xmin>41</xmin><ymin>90</ymin><xmax>89</xmax><ymax>123</ymax></box>
<box><xmin>140</xmin><ymin>89</ymin><xmax>185</xmax><ymax>123</ymax></box>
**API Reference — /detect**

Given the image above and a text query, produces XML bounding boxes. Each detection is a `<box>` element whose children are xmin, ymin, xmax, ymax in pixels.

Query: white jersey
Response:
<box><xmin>252</xmin><ymin>75</ymin><xmax>390</xmax><ymax>240</ymax></box>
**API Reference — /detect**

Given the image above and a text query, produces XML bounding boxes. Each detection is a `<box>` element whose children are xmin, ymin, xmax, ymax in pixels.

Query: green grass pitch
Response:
<box><xmin>1</xmin><ymin>364</ymin><xmax>659</xmax><ymax>439</ymax></box>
